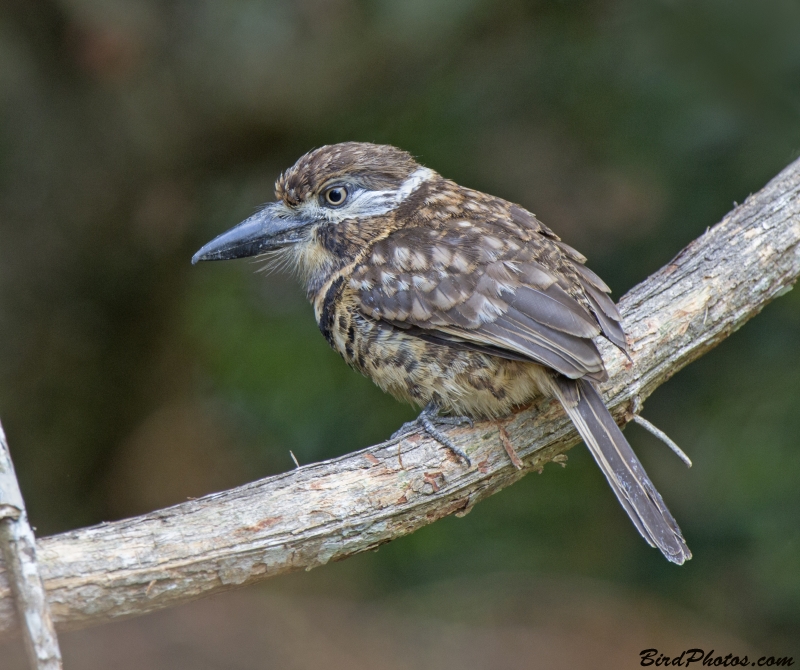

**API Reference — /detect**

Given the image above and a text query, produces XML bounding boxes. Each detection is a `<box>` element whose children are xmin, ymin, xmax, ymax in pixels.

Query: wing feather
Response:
<box><xmin>350</xmin><ymin>209</ymin><xmax>626</xmax><ymax>378</ymax></box>
<box><xmin>509</xmin><ymin>284</ymin><xmax>600</xmax><ymax>339</ymax></box>
<box><xmin>574</xmin><ymin>275</ymin><xmax>627</xmax><ymax>352</ymax></box>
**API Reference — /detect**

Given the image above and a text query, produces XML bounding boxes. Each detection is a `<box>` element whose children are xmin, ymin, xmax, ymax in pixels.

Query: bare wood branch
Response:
<box><xmin>1</xmin><ymin>158</ymin><xmax>799</xmax><ymax>640</ymax></box>
<box><xmin>0</xmin><ymin>422</ymin><xmax>63</xmax><ymax>667</ymax></box>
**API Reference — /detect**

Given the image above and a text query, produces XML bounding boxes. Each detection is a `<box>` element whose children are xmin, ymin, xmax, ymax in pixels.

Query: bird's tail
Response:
<box><xmin>550</xmin><ymin>376</ymin><xmax>691</xmax><ymax>565</ymax></box>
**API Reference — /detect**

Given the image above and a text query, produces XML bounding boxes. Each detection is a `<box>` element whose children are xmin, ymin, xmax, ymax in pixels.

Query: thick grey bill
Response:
<box><xmin>191</xmin><ymin>203</ymin><xmax>307</xmax><ymax>264</ymax></box>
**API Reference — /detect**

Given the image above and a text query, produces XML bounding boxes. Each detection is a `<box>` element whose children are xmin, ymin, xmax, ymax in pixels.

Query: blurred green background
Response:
<box><xmin>1</xmin><ymin>0</ymin><xmax>799</xmax><ymax>667</ymax></box>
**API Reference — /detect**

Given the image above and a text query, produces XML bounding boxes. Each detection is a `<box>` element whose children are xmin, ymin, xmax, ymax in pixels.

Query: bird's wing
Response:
<box><xmin>351</xmin><ymin>204</ymin><xmax>692</xmax><ymax>565</ymax></box>
<box><xmin>350</xmin><ymin>203</ymin><xmax>626</xmax><ymax>381</ymax></box>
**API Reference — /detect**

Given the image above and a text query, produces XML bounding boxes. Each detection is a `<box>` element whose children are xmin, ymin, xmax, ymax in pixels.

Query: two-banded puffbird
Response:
<box><xmin>192</xmin><ymin>142</ymin><xmax>691</xmax><ymax>565</ymax></box>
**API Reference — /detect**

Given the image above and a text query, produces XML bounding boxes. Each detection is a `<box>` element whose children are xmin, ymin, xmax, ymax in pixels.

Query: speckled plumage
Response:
<box><xmin>275</xmin><ymin>144</ymin><xmax>624</xmax><ymax>419</ymax></box>
<box><xmin>194</xmin><ymin>142</ymin><xmax>691</xmax><ymax>565</ymax></box>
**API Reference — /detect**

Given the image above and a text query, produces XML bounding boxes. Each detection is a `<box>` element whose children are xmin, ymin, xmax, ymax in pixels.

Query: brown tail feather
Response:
<box><xmin>550</xmin><ymin>377</ymin><xmax>691</xmax><ymax>565</ymax></box>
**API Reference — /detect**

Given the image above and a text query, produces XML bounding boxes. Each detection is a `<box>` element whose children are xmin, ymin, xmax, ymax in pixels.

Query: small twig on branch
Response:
<box><xmin>1</xmin><ymin>158</ymin><xmax>799</xmax><ymax>640</ymax></box>
<box><xmin>0</xmin><ymin>422</ymin><xmax>63</xmax><ymax>668</ymax></box>
<box><xmin>631</xmin><ymin>414</ymin><xmax>692</xmax><ymax>468</ymax></box>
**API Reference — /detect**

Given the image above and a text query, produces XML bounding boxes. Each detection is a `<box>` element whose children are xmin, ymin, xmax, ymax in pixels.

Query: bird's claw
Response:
<box><xmin>419</xmin><ymin>415</ymin><xmax>472</xmax><ymax>466</ymax></box>
<box><xmin>391</xmin><ymin>420</ymin><xmax>418</xmax><ymax>440</ymax></box>
<box><xmin>390</xmin><ymin>404</ymin><xmax>472</xmax><ymax>466</ymax></box>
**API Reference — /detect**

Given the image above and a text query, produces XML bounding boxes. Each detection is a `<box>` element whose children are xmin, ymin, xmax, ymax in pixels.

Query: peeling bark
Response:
<box><xmin>1</xmin><ymin>158</ymin><xmax>798</xmax><ymax>639</ymax></box>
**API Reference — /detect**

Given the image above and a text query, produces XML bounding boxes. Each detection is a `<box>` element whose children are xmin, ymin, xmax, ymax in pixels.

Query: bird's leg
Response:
<box><xmin>391</xmin><ymin>403</ymin><xmax>472</xmax><ymax>466</ymax></box>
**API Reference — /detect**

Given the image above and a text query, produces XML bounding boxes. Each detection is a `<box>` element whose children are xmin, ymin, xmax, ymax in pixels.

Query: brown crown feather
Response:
<box><xmin>275</xmin><ymin>142</ymin><xmax>420</xmax><ymax>206</ymax></box>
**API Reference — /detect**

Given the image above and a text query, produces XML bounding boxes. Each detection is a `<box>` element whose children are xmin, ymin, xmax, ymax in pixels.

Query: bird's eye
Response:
<box><xmin>323</xmin><ymin>186</ymin><xmax>348</xmax><ymax>207</ymax></box>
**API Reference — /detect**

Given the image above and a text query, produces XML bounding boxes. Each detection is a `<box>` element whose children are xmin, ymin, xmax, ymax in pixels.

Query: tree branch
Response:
<box><xmin>1</xmin><ymin>158</ymin><xmax>799</xmax><ymax>639</ymax></box>
<box><xmin>0</xmin><ymin>422</ymin><xmax>63</xmax><ymax>666</ymax></box>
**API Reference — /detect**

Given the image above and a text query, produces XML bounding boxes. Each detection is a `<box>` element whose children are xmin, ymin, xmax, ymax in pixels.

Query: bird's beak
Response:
<box><xmin>191</xmin><ymin>203</ymin><xmax>309</xmax><ymax>264</ymax></box>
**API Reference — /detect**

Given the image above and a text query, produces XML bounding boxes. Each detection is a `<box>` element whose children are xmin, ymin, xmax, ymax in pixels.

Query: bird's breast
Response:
<box><xmin>312</xmin><ymin>279</ymin><xmax>550</xmax><ymax>418</ymax></box>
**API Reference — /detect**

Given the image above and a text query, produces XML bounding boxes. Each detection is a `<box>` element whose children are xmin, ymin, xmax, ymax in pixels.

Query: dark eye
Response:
<box><xmin>323</xmin><ymin>186</ymin><xmax>348</xmax><ymax>207</ymax></box>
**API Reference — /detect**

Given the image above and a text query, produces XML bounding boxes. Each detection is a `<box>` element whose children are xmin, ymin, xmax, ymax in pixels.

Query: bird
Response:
<box><xmin>192</xmin><ymin>142</ymin><xmax>691</xmax><ymax>565</ymax></box>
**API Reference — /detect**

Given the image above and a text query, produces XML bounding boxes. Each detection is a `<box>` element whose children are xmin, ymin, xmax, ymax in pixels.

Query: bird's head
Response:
<box><xmin>192</xmin><ymin>142</ymin><xmax>436</xmax><ymax>288</ymax></box>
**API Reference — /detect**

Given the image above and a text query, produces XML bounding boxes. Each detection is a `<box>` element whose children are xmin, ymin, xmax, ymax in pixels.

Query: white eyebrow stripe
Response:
<box><xmin>396</xmin><ymin>167</ymin><xmax>435</xmax><ymax>201</ymax></box>
<box><xmin>302</xmin><ymin>166</ymin><xmax>436</xmax><ymax>223</ymax></box>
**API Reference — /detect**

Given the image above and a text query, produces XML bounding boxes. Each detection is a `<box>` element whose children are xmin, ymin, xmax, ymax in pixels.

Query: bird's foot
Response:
<box><xmin>391</xmin><ymin>403</ymin><xmax>472</xmax><ymax>466</ymax></box>
<box><xmin>428</xmin><ymin>414</ymin><xmax>474</xmax><ymax>429</ymax></box>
